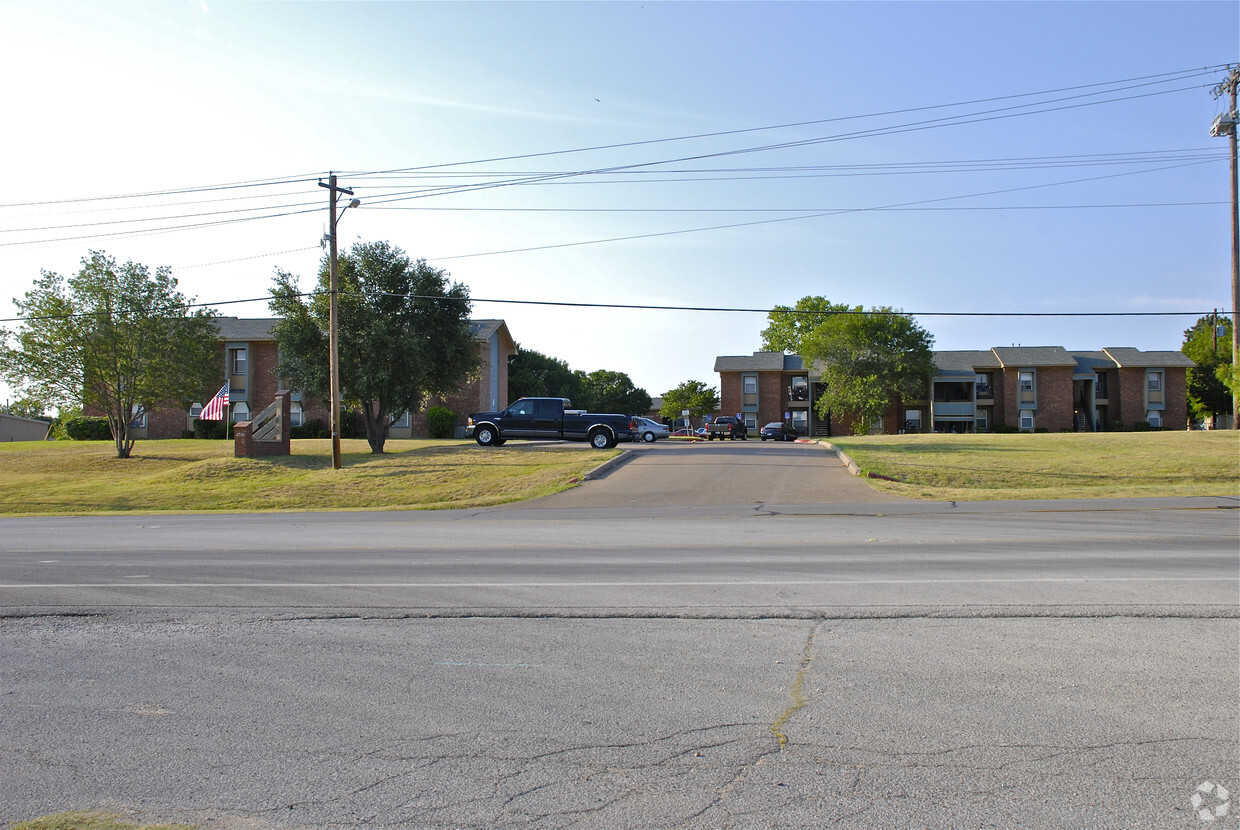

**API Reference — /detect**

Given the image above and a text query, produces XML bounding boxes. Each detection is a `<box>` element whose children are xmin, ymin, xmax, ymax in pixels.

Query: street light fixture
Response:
<box><xmin>319</xmin><ymin>174</ymin><xmax>361</xmax><ymax>468</ymax></box>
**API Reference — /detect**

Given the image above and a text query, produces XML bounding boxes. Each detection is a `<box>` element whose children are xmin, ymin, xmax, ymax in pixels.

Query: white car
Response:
<box><xmin>632</xmin><ymin>417</ymin><xmax>670</xmax><ymax>443</ymax></box>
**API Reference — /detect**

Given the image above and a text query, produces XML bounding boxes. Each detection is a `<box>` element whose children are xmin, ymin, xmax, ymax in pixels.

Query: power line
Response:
<box><xmin>1</xmin><ymin>289</ymin><xmax>1227</xmax><ymax>326</ymax></box>
<box><xmin>425</xmin><ymin>160</ymin><xmax>1219</xmax><ymax>261</ymax></box>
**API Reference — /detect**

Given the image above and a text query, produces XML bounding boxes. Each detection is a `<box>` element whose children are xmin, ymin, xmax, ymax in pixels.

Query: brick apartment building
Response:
<box><xmin>714</xmin><ymin>346</ymin><xmax>1194</xmax><ymax>436</ymax></box>
<box><xmin>127</xmin><ymin>316</ymin><xmax>515</xmax><ymax>439</ymax></box>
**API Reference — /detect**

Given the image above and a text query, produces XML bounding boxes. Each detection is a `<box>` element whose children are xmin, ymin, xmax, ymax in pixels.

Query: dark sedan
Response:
<box><xmin>759</xmin><ymin>422</ymin><xmax>797</xmax><ymax>441</ymax></box>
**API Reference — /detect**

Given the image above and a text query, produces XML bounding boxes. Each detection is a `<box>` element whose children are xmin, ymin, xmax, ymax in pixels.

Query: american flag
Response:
<box><xmin>199</xmin><ymin>381</ymin><xmax>229</xmax><ymax>421</ymax></box>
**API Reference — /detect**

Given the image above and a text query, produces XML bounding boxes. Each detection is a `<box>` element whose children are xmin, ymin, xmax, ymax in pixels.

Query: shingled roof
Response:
<box><xmin>989</xmin><ymin>346</ymin><xmax>1079</xmax><ymax>368</ymax></box>
<box><xmin>1102</xmin><ymin>347</ymin><xmax>1195</xmax><ymax>368</ymax></box>
<box><xmin>713</xmin><ymin>352</ymin><xmax>806</xmax><ymax>373</ymax></box>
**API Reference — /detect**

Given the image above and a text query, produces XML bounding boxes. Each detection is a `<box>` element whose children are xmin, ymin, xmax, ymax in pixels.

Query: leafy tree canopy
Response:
<box><xmin>507</xmin><ymin>346</ymin><xmax>582</xmax><ymax>403</ymax></box>
<box><xmin>0</xmin><ymin>398</ymin><xmax>51</xmax><ymax>421</ymax></box>
<box><xmin>575</xmin><ymin>369</ymin><xmax>652</xmax><ymax>415</ymax></box>
<box><xmin>760</xmin><ymin>295</ymin><xmax>849</xmax><ymax>355</ymax></box>
<box><xmin>659</xmin><ymin>380</ymin><xmax>719</xmax><ymax>423</ymax></box>
<box><xmin>0</xmin><ymin>251</ymin><xmax>219</xmax><ymax>458</ymax></box>
<box><xmin>269</xmin><ymin>240</ymin><xmax>479</xmax><ymax>454</ymax></box>
<box><xmin>1182</xmin><ymin>315</ymin><xmax>1234</xmax><ymax>420</ymax></box>
<box><xmin>799</xmin><ymin>303</ymin><xmax>935</xmax><ymax>435</ymax></box>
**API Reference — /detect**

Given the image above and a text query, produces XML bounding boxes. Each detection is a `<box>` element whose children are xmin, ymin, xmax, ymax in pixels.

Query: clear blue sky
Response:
<box><xmin>2</xmin><ymin>1</ymin><xmax>1236</xmax><ymax>404</ymax></box>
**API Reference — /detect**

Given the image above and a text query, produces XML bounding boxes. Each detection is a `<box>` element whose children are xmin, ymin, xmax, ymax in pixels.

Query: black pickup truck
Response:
<box><xmin>467</xmin><ymin>397</ymin><xmax>636</xmax><ymax>449</ymax></box>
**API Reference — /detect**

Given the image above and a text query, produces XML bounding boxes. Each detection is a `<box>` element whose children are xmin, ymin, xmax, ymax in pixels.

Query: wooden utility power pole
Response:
<box><xmin>1211</xmin><ymin>67</ymin><xmax>1240</xmax><ymax>427</ymax></box>
<box><xmin>319</xmin><ymin>173</ymin><xmax>357</xmax><ymax>468</ymax></box>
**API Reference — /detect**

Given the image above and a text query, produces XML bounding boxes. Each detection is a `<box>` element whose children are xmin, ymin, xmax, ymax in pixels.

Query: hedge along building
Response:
<box><xmin>714</xmin><ymin>346</ymin><xmax>1195</xmax><ymax>436</ymax></box>
<box><xmin>121</xmin><ymin>317</ymin><xmax>515</xmax><ymax>440</ymax></box>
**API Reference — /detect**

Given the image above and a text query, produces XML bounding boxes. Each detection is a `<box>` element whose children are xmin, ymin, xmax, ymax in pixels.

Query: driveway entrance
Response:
<box><xmin>530</xmin><ymin>440</ymin><xmax>908</xmax><ymax>507</ymax></box>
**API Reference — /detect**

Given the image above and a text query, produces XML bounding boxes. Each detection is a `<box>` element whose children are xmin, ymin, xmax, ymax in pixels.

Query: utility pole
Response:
<box><xmin>319</xmin><ymin>173</ymin><xmax>357</xmax><ymax>469</ymax></box>
<box><xmin>1211</xmin><ymin>66</ymin><xmax>1240</xmax><ymax>428</ymax></box>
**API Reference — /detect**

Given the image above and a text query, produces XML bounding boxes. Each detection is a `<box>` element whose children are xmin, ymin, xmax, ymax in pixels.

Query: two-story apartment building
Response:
<box><xmin>126</xmin><ymin>316</ymin><xmax>516</xmax><ymax>439</ymax></box>
<box><xmin>714</xmin><ymin>346</ymin><xmax>1194</xmax><ymax>435</ymax></box>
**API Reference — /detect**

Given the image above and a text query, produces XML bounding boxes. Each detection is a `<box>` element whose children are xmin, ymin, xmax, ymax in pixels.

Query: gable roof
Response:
<box><xmin>932</xmin><ymin>350</ymin><xmax>1001</xmax><ymax>377</ymax></box>
<box><xmin>713</xmin><ymin>351</ymin><xmax>805</xmax><ymax>372</ymax></box>
<box><xmin>213</xmin><ymin>316</ymin><xmax>512</xmax><ymax>346</ymax></box>
<box><xmin>989</xmin><ymin>346</ymin><xmax>1078</xmax><ymax>368</ymax></box>
<box><xmin>1102</xmin><ymin>347</ymin><xmax>1195</xmax><ymax>368</ymax></box>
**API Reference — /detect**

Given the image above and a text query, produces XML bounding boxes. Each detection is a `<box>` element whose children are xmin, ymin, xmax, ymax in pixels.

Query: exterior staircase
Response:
<box><xmin>1074</xmin><ymin>411</ymin><xmax>1094</xmax><ymax>432</ymax></box>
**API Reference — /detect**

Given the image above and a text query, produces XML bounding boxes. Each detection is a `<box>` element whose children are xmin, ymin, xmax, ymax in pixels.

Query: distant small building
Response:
<box><xmin>1</xmin><ymin>413</ymin><xmax>52</xmax><ymax>442</ymax></box>
<box><xmin>116</xmin><ymin>316</ymin><xmax>516</xmax><ymax>439</ymax></box>
<box><xmin>715</xmin><ymin>346</ymin><xmax>1195</xmax><ymax>435</ymax></box>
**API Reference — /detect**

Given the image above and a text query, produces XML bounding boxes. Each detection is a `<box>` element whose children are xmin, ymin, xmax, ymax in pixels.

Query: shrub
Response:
<box><xmin>1034</xmin><ymin>427</ymin><xmax>1050</xmax><ymax>433</ymax></box>
<box><xmin>193</xmin><ymin>419</ymin><xmax>226</xmax><ymax>439</ymax></box>
<box><xmin>63</xmin><ymin>416</ymin><xmax>112</xmax><ymax>441</ymax></box>
<box><xmin>1134</xmin><ymin>421</ymin><xmax>1151</xmax><ymax>432</ymax></box>
<box><xmin>181</xmin><ymin>429</ymin><xmax>197</xmax><ymax>439</ymax></box>
<box><xmin>291</xmin><ymin>418</ymin><xmax>324</xmax><ymax>440</ymax></box>
<box><xmin>425</xmin><ymin>406</ymin><xmax>457</xmax><ymax>439</ymax></box>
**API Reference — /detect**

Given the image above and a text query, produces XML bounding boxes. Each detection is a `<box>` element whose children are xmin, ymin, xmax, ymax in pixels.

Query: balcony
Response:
<box><xmin>931</xmin><ymin>402</ymin><xmax>975</xmax><ymax>418</ymax></box>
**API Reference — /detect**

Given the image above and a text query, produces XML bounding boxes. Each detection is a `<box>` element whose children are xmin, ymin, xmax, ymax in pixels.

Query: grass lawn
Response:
<box><xmin>827</xmin><ymin>431</ymin><xmax>1240</xmax><ymax>501</ymax></box>
<box><xmin>0</xmin><ymin>438</ymin><xmax>617</xmax><ymax>516</ymax></box>
<box><xmin>6</xmin><ymin>811</ymin><xmax>193</xmax><ymax>830</ymax></box>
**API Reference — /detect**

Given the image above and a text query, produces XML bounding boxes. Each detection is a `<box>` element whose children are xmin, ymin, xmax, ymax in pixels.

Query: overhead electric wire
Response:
<box><xmin>0</xmin><ymin>67</ymin><xmax>1225</xmax><ymax>251</ymax></box>
<box><xmin>344</xmin><ymin>65</ymin><xmax>1227</xmax><ymax>177</ymax></box>
<box><xmin>2</xmin><ymin>288</ymin><xmax>1225</xmax><ymax>326</ymax></box>
<box><xmin>425</xmin><ymin>160</ymin><xmax>1218</xmax><ymax>261</ymax></box>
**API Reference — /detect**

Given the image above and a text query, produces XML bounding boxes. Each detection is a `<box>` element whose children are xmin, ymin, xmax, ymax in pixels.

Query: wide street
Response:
<box><xmin>1</xmin><ymin>441</ymin><xmax>1237</xmax><ymax>829</ymax></box>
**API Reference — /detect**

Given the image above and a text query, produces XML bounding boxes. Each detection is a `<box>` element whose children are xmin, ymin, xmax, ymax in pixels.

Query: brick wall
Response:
<box><xmin>1164</xmin><ymin>369</ymin><xmax>1188</xmax><ymax>430</ymax></box>
<box><xmin>1115</xmin><ymin>368</ymin><xmax>1145</xmax><ymax>429</ymax></box>
<box><xmin>1035</xmin><ymin>366</ymin><xmax>1074</xmax><ymax>431</ymax></box>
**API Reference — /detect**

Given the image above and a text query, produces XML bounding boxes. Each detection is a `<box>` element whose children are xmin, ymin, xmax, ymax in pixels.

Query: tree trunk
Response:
<box><xmin>362</xmin><ymin>402</ymin><xmax>388</xmax><ymax>454</ymax></box>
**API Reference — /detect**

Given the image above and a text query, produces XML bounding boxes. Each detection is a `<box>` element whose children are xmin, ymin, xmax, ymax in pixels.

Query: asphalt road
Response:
<box><xmin>1</xmin><ymin>441</ymin><xmax>1237</xmax><ymax>829</ymax></box>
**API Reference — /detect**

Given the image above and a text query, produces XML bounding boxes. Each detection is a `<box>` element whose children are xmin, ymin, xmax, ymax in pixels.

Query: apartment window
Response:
<box><xmin>129</xmin><ymin>405</ymin><xmax>146</xmax><ymax>429</ymax></box>
<box><xmin>1146</xmin><ymin>410</ymin><xmax>1162</xmax><ymax>428</ymax></box>
<box><xmin>789</xmin><ymin>376</ymin><xmax>808</xmax><ymax>401</ymax></box>
<box><xmin>790</xmin><ymin>410</ymin><xmax>808</xmax><ymax>435</ymax></box>
<box><xmin>975</xmin><ymin>409</ymin><xmax>990</xmax><ymax>432</ymax></box>
<box><xmin>231</xmin><ymin>402</ymin><xmax>249</xmax><ymax>423</ymax></box>
<box><xmin>1019</xmin><ymin>371</ymin><xmax>1036</xmax><ymax>405</ymax></box>
<box><xmin>903</xmin><ymin>410</ymin><xmax>922</xmax><ymax>432</ymax></box>
<box><xmin>231</xmin><ymin>347</ymin><xmax>248</xmax><ymax>375</ymax></box>
<box><xmin>742</xmin><ymin>374</ymin><xmax>758</xmax><ymax>407</ymax></box>
<box><xmin>976</xmin><ymin>373</ymin><xmax>993</xmax><ymax>398</ymax></box>
<box><xmin>1147</xmin><ymin>371</ymin><xmax>1164</xmax><ymax>404</ymax></box>
<box><xmin>290</xmin><ymin>403</ymin><xmax>303</xmax><ymax>428</ymax></box>
<box><xmin>1019</xmin><ymin>410</ymin><xmax>1034</xmax><ymax>430</ymax></box>
<box><xmin>743</xmin><ymin>414</ymin><xmax>757</xmax><ymax>431</ymax></box>
<box><xmin>391</xmin><ymin>410</ymin><xmax>411</xmax><ymax>428</ymax></box>
<box><xmin>189</xmin><ymin>402</ymin><xmax>203</xmax><ymax>418</ymax></box>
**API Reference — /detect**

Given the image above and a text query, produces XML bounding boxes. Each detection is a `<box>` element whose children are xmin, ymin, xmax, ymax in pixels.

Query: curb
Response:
<box><xmin>582</xmin><ymin>448</ymin><xmax>636</xmax><ymax>481</ymax></box>
<box><xmin>821</xmin><ymin>441</ymin><xmax>862</xmax><ymax>476</ymax></box>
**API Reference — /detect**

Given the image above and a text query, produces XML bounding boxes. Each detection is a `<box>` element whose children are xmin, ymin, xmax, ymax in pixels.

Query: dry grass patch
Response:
<box><xmin>0</xmin><ymin>439</ymin><xmax>614</xmax><ymax>515</ymax></box>
<box><xmin>827</xmin><ymin>431</ymin><xmax>1239</xmax><ymax>501</ymax></box>
<box><xmin>7</xmin><ymin>811</ymin><xmax>194</xmax><ymax>830</ymax></box>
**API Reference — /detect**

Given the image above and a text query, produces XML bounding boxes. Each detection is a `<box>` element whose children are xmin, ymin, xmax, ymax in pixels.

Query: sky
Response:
<box><xmin>1</xmin><ymin>0</ymin><xmax>1237</xmax><ymax>406</ymax></box>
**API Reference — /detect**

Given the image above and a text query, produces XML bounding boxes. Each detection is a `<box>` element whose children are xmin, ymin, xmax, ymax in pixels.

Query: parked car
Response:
<box><xmin>632</xmin><ymin>417</ymin><xmax>670</xmax><ymax>443</ymax></box>
<box><xmin>670</xmin><ymin>427</ymin><xmax>708</xmax><ymax>438</ymax></box>
<box><xmin>759</xmin><ymin>422</ymin><xmax>797</xmax><ymax>442</ymax></box>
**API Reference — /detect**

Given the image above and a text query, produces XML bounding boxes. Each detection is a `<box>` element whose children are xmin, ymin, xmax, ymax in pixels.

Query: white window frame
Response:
<box><xmin>1146</xmin><ymin>410</ymin><xmax>1162</xmax><ymax>428</ymax></box>
<box><xmin>189</xmin><ymin>401</ymin><xmax>203</xmax><ymax>419</ymax></box>
<box><xmin>290</xmin><ymin>403</ymin><xmax>303</xmax><ymax>427</ymax></box>
<box><xmin>904</xmin><ymin>410</ymin><xmax>922</xmax><ymax>431</ymax></box>
<box><xmin>975</xmin><ymin>409</ymin><xmax>989</xmax><ymax>432</ymax></box>
<box><xmin>130</xmin><ymin>405</ymin><xmax>146</xmax><ymax>429</ymax></box>
<box><xmin>391</xmin><ymin>410</ymin><xmax>411</xmax><ymax>429</ymax></box>
<box><xmin>231</xmin><ymin>402</ymin><xmax>249</xmax><ymax>423</ymax></box>
<box><xmin>1019</xmin><ymin>410</ymin><xmax>1034</xmax><ymax>430</ymax></box>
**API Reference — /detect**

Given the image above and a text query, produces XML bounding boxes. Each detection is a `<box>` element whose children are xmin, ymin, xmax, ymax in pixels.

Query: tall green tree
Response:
<box><xmin>507</xmin><ymin>346</ymin><xmax>582</xmax><ymax>403</ymax></box>
<box><xmin>660</xmin><ymin>380</ymin><xmax>719</xmax><ymax>424</ymax></box>
<box><xmin>794</xmin><ymin>303</ymin><xmax>934</xmax><ymax>435</ymax></box>
<box><xmin>575</xmin><ymin>369</ymin><xmax>652</xmax><ymax>414</ymax></box>
<box><xmin>0</xmin><ymin>251</ymin><xmax>219</xmax><ymax>458</ymax></box>
<box><xmin>760</xmin><ymin>295</ymin><xmax>849</xmax><ymax>355</ymax></box>
<box><xmin>1182</xmin><ymin>315</ymin><xmax>1234</xmax><ymax>424</ymax></box>
<box><xmin>269</xmin><ymin>241</ymin><xmax>478</xmax><ymax>454</ymax></box>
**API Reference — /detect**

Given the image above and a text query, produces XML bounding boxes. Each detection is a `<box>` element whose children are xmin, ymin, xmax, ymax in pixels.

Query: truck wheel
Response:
<box><xmin>589</xmin><ymin>429</ymin><xmax>614</xmax><ymax>450</ymax></box>
<box><xmin>475</xmin><ymin>425</ymin><xmax>499</xmax><ymax>447</ymax></box>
